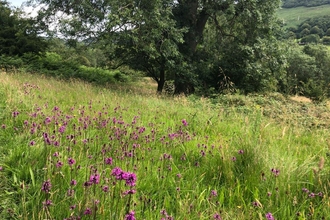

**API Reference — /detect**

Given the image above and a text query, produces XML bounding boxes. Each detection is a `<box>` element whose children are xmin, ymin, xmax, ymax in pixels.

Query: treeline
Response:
<box><xmin>282</xmin><ymin>0</ymin><xmax>330</xmax><ymax>8</ymax></box>
<box><xmin>2</xmin><ymin>0</ymin><xmax>330</xmax><ymax>102</ymax></box>
<box><xmin>285</xmin><ymin>16</ymin><xmax>330</xmax><ymax>44</ymax></box>
<box><xmin>0</xmin><ymin>1</ymin><xmax>134</xmax><ymax>84</ymax></box>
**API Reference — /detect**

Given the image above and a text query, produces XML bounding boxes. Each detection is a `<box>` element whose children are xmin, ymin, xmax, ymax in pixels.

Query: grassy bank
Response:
<box><xmin>277</xmin><ymin>5</ymin><xmax>330</xmax><ymax>28</ymax></box>
<box><xmin>0</xmin><ymin>71</ymin><xmax>329</xmax><ymax>219</ymax></box>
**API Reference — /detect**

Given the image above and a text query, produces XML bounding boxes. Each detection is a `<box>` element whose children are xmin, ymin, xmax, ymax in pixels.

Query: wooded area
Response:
<box><xmin>1</xmin><ymin>0</ymin><xmax>330</xmax><ymax>101</ymax></box>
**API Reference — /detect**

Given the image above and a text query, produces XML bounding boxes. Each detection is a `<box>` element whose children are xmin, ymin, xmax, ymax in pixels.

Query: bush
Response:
<box><xmin>301</xmin><ymin>79</ymin><xmax>327</xmax><ymax>102</ymax></box>
<box><xmin>75</xmin><ymin>66</ymin><xmax>116</xmax><ymax>84</ymax></box>
<box><xmin>300</xmin><ymin>34</ymin><xmax>320</xmax><ymax>44</ymax></box>
<box><xmin>0</xmin><ymin>55</ymin><xmax>23</xmax><ymax>71</ymax></box>
<box><xmin>322</xmin><ymin>36</ymin><xmax>330</xmax><ymax>45</ymax></box>
<box><xmin>113</xmin><ymin>70</ymin><xmax>129</xmax><ymax>82</ymax></box>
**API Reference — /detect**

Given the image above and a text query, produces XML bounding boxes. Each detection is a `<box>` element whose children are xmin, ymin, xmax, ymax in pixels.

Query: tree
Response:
<box><xmin>300</xmin><ymin>34</ymin><xmax>320</xmax><ymax>44</ymax></box>
<box><xmin>326</xmin><ymin>28</ymin><xmax>330</xmax><ymax>36</ymax></box>
<box><xmin>323</xmin><ymin>36</ymin><xmax>330</xmax><ymax>44</ymax></box>
<box><xmin>31</xmin><ymin>0</ymin><xmax>281</xmax><ymax>94</ymax></box>
<box><xmin>0</xmin><ymin>0</ymin><xmax>47</xmax><ymax>56</ymax></box>
<box><xmin>300</xmin><ymin>28</ymin><xmax>310</xmax><ymax>38</ymax></box>
<box><xmin>310</xmin><ymin>26</ymin><xmax>323</xmax><ymax>37</ymax></box>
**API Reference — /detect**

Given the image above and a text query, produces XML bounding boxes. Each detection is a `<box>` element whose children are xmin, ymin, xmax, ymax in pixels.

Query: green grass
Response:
<box><xmin>0</xmin><ymin>71</ymin><xmax>330</xmax><ymax>219</ymax></box>
<box><xmin>277</xmin><ymin>5</ymin><xmax>330</xmax><ymax>28</ymax></box>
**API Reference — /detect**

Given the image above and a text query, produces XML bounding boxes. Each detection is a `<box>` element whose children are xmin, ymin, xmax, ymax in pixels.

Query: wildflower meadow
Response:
<box><xmin>0</xmin><ymin>71</ymin><xmax>329</xmax><ymax>219</ymax></box>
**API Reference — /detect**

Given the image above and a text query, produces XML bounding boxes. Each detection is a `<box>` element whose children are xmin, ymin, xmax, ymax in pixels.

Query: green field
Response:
<box><xmin>1</xmin><ymin>71</ymin><xmax>330</xmax><ymax>219</ymax></box>
<box><xmin>277</xmin><ymin>5</ymin><xmax>330</xmax><ymax>28</ymax></box>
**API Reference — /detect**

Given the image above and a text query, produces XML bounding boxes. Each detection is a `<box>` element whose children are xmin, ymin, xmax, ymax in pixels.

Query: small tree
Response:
<box><xmin>301</xmin><ymin>34</ymin><xmax>320</xmax><ymax>44</ymax></box>
<box><xmin>322</xmin><ymin>36</ymin><xmax>330</xmax><ymax>45</ymax></box>
<box><xmin>0</xmin><ymin>1</ymin><xmax>47</xmax><ymax>56</ymax></box>
<box><xmin>310</xmin><ymin>26</ymin><xmax>323</xmax><ymax>37</ymax></box>
<box><xmin>325</xmin><ymin>28</ymin><xmax>330</xmax><ymax>36</ymax></box>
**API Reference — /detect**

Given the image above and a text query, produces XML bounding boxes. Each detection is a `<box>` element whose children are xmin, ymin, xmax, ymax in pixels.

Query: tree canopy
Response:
<box><xmin>0</xmin><ymin>0</ymin><xmax>47</xmax><ymax>56</ymax></box>
<box><xmin>30</xmin><ymin>0</ymin><xmax>282</xmax><ymax>94</ymax></box>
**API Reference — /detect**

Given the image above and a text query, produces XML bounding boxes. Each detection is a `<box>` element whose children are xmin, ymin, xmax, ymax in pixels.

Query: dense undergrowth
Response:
<box><xmin>0</xmin><ymin>71</ymin><xmax>330</xmax><ymax>219</ymax></box>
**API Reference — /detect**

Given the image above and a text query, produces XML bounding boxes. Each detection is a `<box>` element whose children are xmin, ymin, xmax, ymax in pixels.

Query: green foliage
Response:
<box><xmin>0</xmin><ymin>55</ymin><xmax>23</xmax><ymax>71</ymax></box>
<box><xmin>301</xmin><ymin>79</ymin><xmax>327</xmax><ymax>102</ymax></box>
<box><xmin>0</xmin><ymin>1</ymin><xmax>47</xmax><ymax>56</ymax></box>
<box><xmin>301</xmin><ymin>34</ymin><xmax>321</xmax><ymax>43</ymax></box>
<box><xmin>17</xmin><ymin>51</ymin><xmax>130</xmax><ymax>85</ymax></box>
<box><xmin>283</xmin><ymin>15</ymin><xmax>330</xmax><ymax>44</ymax></box>
<box><xmin>75</xmin><ymin>66</ymin><xmax>118</xmax><ymax>84</ymax></box>
<box><xmin>322</xmin><ymin>36</ymin><xmax>330</xmax><ymax>44</ymax></box>
<box><xmin>47</xmin><ymin>38</ymin><xmax>109</xmax><ymax>68</ymax></box>
<box><xmin>32</xmin><ymin>0</ymin><xmax>282</xmax><ymax>95</ymax></box>
<box><xmin>282</xmin><ymin>43</ymin><xmax>330</xmax><ymax>101</ymax></box>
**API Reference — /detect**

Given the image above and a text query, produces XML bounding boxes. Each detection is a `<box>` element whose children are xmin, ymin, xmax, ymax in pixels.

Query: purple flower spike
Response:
<box><xmin>44</xmin><ymin>117</ymin><xmax>51</xmax><ymax>125</ymax></box>
<box><xmin>56</xmin><ymin>161</ymin><xmax>63</xmax><ymax>168</ymax></box>
<box><xmin>125</xmin><ymin>210</ymin><xmax>136</xmax><ymax>220</ymax></box>
<box><xmin>252</xmin><ymin>201</ymin><xmax>261</xmax><ymax>207</ymax></box>
<box><xmin>213</xmin><ymin>213</ymin><xmax>222</xmax><ymax>220</ymax></box>
<box><xmin>102</xmin><ymin>185</ymin><xmax>109</xmax><ymax>192</ymax></box>
<box><xmin>59</xmin><ymin>125</ymin><xmax>66</xmax><ymax>133</ymax></box>
<box><xmin>123</xmin><ymin>172</ymin><xmax>137</xmax><ymax>187</ymax></box>
<box><xmin>70</xmin><ymin>179</ymin><xmax>77</xmax><ymax>186</ymax></box>
<box><xmin>90</xmin><ymin>173</ymin><xmax>100</xmax><ymax>184</ymax></box>
<box><xmin>12</xmin><ymin>111</ymin><xmax>19</xmax><ymax>118</ymax></box>
<box><xmin>211</xmin><ymin>190</ymin><xmax>218</xmax><ymax>197</ymax></box>
<box><xmin>68</xmin><ymin>158</ymin><xmax>76</xmax><ymax>166</ymax></box>
<box><xmin>111</xmin><ymin>167</ymin><xmax>124</xmax><ymax>180</ymax></box>
<box><xmin>41</xmin><ymin>179</ymin><xmax>51</xmax><ymax>193</ymax></box>
<box><xmin>104</xmin><ymin>157</ymin><xmax>113</xmax><ymax>165</ymax></box>
<box><xmin>123</xmin><ymin>189</ymin><xmax>137</xmax><ymax>195</ymax></box>
<box><xmin>265</xmin><ymin>212</ymin><xmax>275</xmax><ymax>220</ymax></box>
<box><xmin>271</xmin><ymin>168</ymin><xmax>280</xmax><ymax>177</ymax></box>
<box><xmin>182</xmin><ymin>119</ymin><xmax>188</xmax><ymax>126</ymax></box>
<box><xmin>302</xmin><ymin>188</ymin><xmax>309</xmax><ymax>193</ymax></box>
<box><xmin>42</xmin><ymin>200</ymin><xmax>52</xmax><ymax>207</ymax></box>
<box><xmin>84</xmin><ymin>207</ymin><xmax>92</xmax><ymax>215</ymax></box>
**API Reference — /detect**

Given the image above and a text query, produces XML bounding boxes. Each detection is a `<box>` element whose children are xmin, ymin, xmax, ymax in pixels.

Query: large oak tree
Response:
<box><xmin>30</xmin><ymin>0</ymin><xmax>281</xmax><ymax>94</ymax></box>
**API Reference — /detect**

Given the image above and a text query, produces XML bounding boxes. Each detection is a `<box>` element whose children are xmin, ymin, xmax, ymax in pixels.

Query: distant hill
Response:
<box><xmin>282</xmin><ymin>0</ymin><xmax>330</xmax><ymax>8</ymax></box>
<box><xmin>277</xmin><ymin>4</ymin><xmax>330</xmax><ymax>28</ymax></box>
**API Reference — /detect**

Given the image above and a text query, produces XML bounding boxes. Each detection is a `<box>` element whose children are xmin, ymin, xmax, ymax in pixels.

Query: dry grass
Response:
<box><xmin>290</xmin><ymin>95</ymin><xmax>312</xmax><ymax>103</ymax></box>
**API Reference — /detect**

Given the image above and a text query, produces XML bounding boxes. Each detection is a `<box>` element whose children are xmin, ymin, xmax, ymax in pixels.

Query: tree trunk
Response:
<box><xmin>173</xmin><ymin>1</ymin><xmax>210</xmax><ymax>94</ymax></box>
<box><xmin>157</xmin><ymin>67</ymin><xmax>165</xmax><ymax>94</ymax></box>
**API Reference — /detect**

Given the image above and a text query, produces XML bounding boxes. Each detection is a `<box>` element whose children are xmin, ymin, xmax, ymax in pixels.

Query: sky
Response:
<box><xmin>8</xmin><ymin>0</ymin><xmax>27</xmax><ymax>7</ymax></box>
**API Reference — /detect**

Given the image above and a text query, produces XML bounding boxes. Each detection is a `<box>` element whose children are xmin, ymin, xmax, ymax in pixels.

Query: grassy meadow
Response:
<box><xmin>277</xmin><ymin>4</ymin><xmax>330</xmax><ymax>28</ymax></box>
<box><xmin>0</xmin><ymin>71</ymin><xmax>330</xmax><ymax>219</ymax></box>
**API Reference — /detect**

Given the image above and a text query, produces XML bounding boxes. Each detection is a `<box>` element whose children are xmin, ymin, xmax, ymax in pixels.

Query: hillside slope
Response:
<box><xmin>277</xmin><ymin>4</ymin><xmax>330</xmax><ymax>28</ymax></box>
<box><xmin>282</xmin><ymin>0</ymin><xmax>330</xmax><ymax>8</ymax></box>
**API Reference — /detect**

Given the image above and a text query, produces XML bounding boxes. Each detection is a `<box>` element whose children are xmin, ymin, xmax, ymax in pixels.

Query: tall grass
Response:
<box><xmin>0</xmin><ymin>71</ymin><xmax>329</xmax><ymax>219</ymax></box>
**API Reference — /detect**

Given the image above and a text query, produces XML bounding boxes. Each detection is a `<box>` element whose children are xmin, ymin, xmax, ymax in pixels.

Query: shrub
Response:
<box><xmin>322</xmin><ymin>36</ymin><xmax>330</xmax><ymax>45</ymax></box>
<box><xmin>300</xmin><ymin>34</ymin><xmax>321</xmax><ymax>44</ymax></box>
<box><xmin>301</xmin><ymin>79</ymin><xmax>327</xmax><ymax>102</ymax></box>
<box><xmin>0</xmin><ymin>55</ymin><xmax>23</xmax><ymax>71</ymax></box>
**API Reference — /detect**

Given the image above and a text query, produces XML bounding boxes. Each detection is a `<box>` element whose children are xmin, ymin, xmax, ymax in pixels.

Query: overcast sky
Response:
<box><xmin>8</xmin><ymin>0</ymin><xmax>27</xmax><ymax>7</ymax></box>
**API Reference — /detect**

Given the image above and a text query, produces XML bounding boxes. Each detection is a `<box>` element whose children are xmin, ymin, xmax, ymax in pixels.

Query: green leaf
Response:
<box><xmin>29</xmin><ymin>167</ymin><xmax>35</xmax><ymax>187</ymax></box>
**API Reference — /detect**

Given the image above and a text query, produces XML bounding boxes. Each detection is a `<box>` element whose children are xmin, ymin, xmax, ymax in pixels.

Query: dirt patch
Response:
<box><xmin>290</xmin><ymin>96</ymin><xmax>312</xmax><ymax>103</ymax></box>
